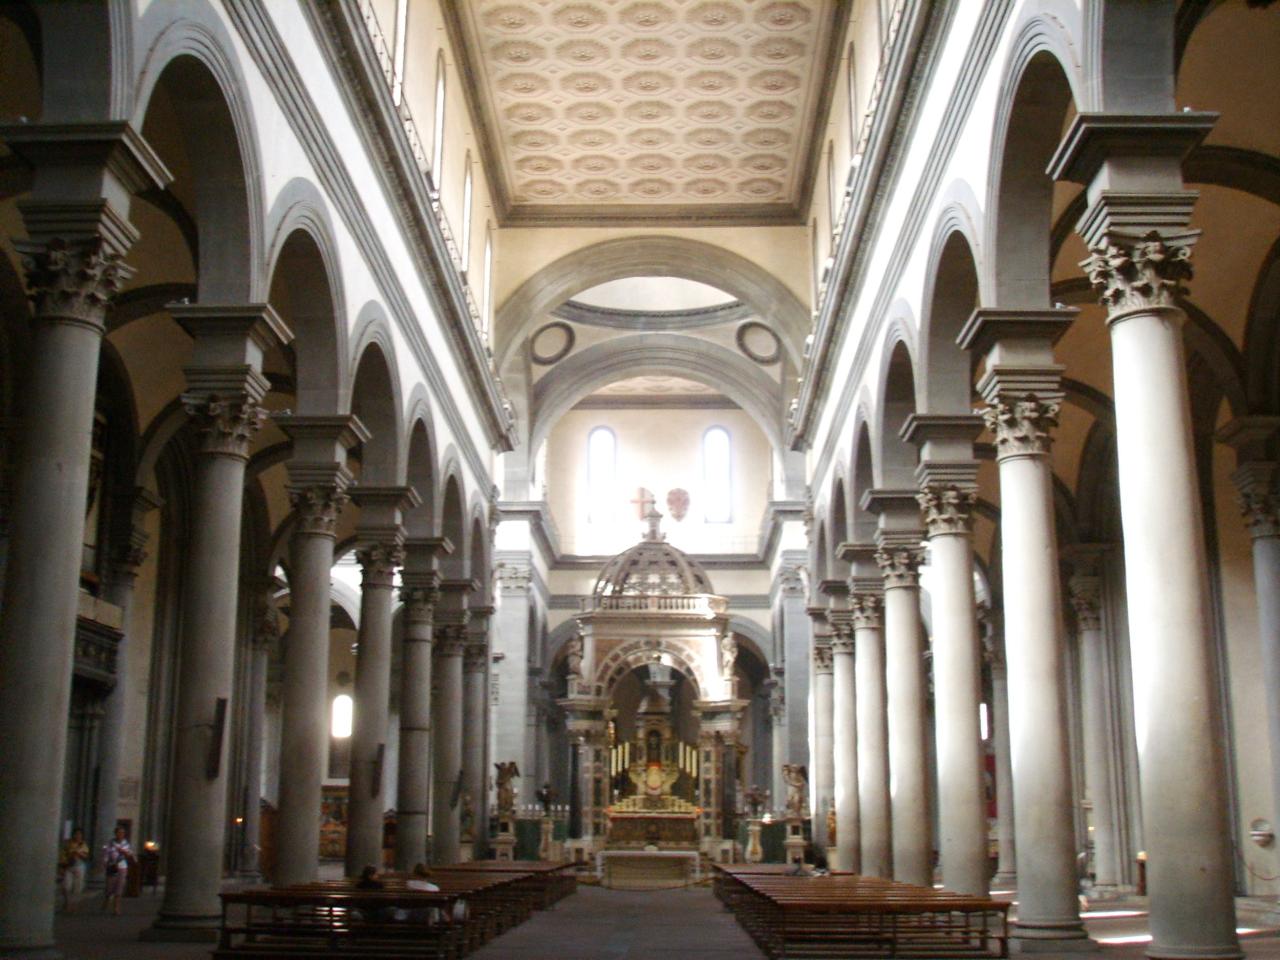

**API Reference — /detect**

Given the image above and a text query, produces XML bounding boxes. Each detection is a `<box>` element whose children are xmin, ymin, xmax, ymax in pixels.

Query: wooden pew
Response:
<box><xmin>431</xmin><ymin>860</ymin><xmax>577</xmax><ymax>909</ymax></box>
<box><xmin>713</xmin><ymin>864</ymin><xmax>1011</xmax><ymax>959</ymax></box>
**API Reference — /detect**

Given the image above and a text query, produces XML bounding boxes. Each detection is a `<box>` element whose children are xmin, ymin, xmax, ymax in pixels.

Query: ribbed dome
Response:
<box><xmin>592</xmin><ymin>509</ymin><xmax>714</xmax><ymax>597</ymax></box>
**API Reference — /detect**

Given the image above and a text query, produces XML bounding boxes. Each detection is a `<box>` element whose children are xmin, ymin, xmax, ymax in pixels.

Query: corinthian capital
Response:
<box><xmin>1240</xmin><ymin>490</ymin><xmax>1280</xmax><ymax>540</ymax></box>
<box><xmin>290</xmin><ymin>483</ymin><xmax>351</xmax><ymax>537</ymax></box>
<box><xmin>1081</xmin><ymin>230</ymin><xmax>1196</xmax><ymax>313</ymax></box>
<box><xmin>434</xmin><ymin>622</ymin><xmax>469</xmax><ymax>656</ymax></box>
<box><xmin>917</xmin><ymin>484</ymin><xmax>977</xmax><ymax>536</ymax></box>
<box><xmin>1068</xmin><ymin>576</ymin><xmax>1103</xmax><ymax>633</ymax></box>
<box><xmin>851</xmin><ymin>593</ymin><xmax>884</xmax><ymax>630</ymax></box>
<box><xmin>464</xmin><ymin>642</ymin><xmax>488</xmax><ymax>673</ymax></box>
<box><xmin>812</xmin><ymin>642</ymin><xmax>833</xmax><ymax>674</ymax></box>
<box><xmin>981</xmin><ymin>396</ymin><xmax>1060</xmax><ymax>459</ymax></box>
<box><xmin>874</xmin><ymin>546</ymin><xmax>923</xmax><ymax>589</ymax></box>
<box><xmin>401</xmin><ymin>572</ymin><xmax>441</xmax><ymax>625</ymax></box>
<box><xmin>16</xmin><ymin>235</ymin><xmax>134</xmax><ymax>328</ymax></box>
<box><xmin>357</xmin><ymin>541</ymin><xmax>405</xmax><ymax>588</ymax></box>
<box><xmin>183</xmin><ymin>392</ymin><xmax>267</xmax><ymax>459</ymax></box>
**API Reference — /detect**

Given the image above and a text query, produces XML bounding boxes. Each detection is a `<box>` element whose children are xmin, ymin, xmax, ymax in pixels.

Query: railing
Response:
<box><xmin>356</xmin><ymin>0</ymin><xmax>489</xmax><ymax>351</ymax></box>
<box><xmin>580</xmin><ymin>594</ymin><xmax>729</xmax><ymax>615</ymax></box>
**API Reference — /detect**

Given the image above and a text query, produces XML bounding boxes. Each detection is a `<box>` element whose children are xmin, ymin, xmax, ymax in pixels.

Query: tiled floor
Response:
<box><xmin>49</xmin><ymin>882</ymin><xmax>1280</xmax><ymax>959</ymax></box>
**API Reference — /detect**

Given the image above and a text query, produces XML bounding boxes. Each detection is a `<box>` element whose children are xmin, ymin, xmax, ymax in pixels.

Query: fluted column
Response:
<box><xmin>345</xmin><ymin>487</ymin><xmax>418</xmax><ymax>877</ymax></box>
<box><xmin>92</xmin><ymin>488</ymin><xmax>160</xmax><ymax>883</ymax></box>
<box><xmin>959</xmin><ymin>306</ymin><xmax>1086</xmax><ymax>947</ymax></box>
<box><xmin>1054</xmin><ymin>113</ymin><xmax>1237</xmax><ymax>958</ymax></box>
<box><xmin>1068</xmin><ymin>562</ymin><xmax>1121</xmax><ymax>893</ymax></box>
<box><xmin>1218</xmin><ymin>421</ymin><xmax>1280</xmax><ymax>885</ymax></box>
<box><xmin>238</xmin><ymin>597</ymin><xmax>278</xmax><ymax>879</ymax></box>
<box><xmin>395</xmin><ymin>560</ymin><xmax>441</xmax><ymax>870</ymax></box>
<box><xmin>152</xmin><ymin>306</ymin><xmax>291</xmax><ymax>935</ymax></box>
<box><xmin>876</xmin><ymin>544</ymin><xmax>932</xmax><ymax>886</ymax></box>
<box><xmin>829</xmin><ymin>612</ymin><xmax>859</xmax><ymax>872</ymax></box>
<box><xmin>981</xmin><ymin>609</ymin><xmax>1017</xmax><ymax>889</ymax></box>
<box><xmin>810</xmin><ymin>615</ymin><xmax>835</xmax><ymax>850</ymax></box>
<box><xmin>274</xmin><ymin>418</ymin><xmax>364</xmax><ymax>885</ymax></box>
<box><xmin>462</xmin><ymin>618</ymin><xmax>491</xmax><ymax>853</ymax></box>
<box><xmin>851</xmin><ymin>590</ymin><xmax>891</xmax><ymax>877</ymax></box>
<box><xmin>432</xmin><ymin>607</ymin><xmax>469</xmax><ymax>863</ymax></box>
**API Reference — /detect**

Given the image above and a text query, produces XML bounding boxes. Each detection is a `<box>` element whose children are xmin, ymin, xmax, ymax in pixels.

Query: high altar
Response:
<box><xmin>558</xmin><ymin>509</ymin><xmax>748</xmax><ymax>888</ymax></box>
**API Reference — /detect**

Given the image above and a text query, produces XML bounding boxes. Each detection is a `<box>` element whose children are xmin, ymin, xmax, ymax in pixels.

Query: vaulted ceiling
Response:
<box><xmin>444</xmin><ymin>0</ymin><xmax>846</xmax><ymax>226</ymax></box>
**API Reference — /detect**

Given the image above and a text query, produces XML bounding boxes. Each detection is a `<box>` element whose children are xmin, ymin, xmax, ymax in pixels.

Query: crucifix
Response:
<box><xmin>630</xmin><ymin>487</ymin><xmax>655</xmax><ymax>520</ymax></box>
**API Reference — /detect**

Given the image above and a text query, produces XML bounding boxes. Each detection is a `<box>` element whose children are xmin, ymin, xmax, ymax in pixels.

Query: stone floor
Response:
<box><xmin>49</xmin><ymin>883</ymin><xmax>1280</xmax><ymax>959</ymax></box>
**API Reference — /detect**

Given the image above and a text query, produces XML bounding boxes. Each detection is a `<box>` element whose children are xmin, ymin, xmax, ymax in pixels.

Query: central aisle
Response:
<box><xmin>470</xmin><ymin>883</ymin><xmax>766</xmax><ymax>960</ymax></box>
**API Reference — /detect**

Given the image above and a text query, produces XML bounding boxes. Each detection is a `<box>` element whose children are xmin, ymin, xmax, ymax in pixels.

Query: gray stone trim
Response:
<box><xmin>572</xmin><ymin>395</ymin><xmax>739</xmax><ymax>411</ymax></box>
<box><xmin>791</xmin><ymin>0</ymin><xmax>1009</xmax><ymax>482</ymax></box>
<box><xmin>225</xmin><ymin>1</ymin><xmax>512</xmax><ymax>494</ymax></box>
<box><xmin>551</xmin><ymin>299</ymin><xmax>752</xmax><ymax>331</ymax></box>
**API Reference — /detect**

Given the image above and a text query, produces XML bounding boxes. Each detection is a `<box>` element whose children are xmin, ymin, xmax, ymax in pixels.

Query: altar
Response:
<box><xmin>597</xmin><ymin>848</ymin><xmax>701</xmax><ymax>890</ymax></box>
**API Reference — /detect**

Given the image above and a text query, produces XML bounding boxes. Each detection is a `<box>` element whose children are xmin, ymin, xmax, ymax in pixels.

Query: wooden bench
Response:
<box><xmin>215</xmin><ymin>871</ymin><xmax>538</xmax><ymax>960</ymax></box>
<box><xmin>432</xmin><ymin>860</ymin><xmax>576</xmax><ymax>909</ymax></box>
<box><xmin>713</xmin><ymin>865</ymin><xmax>1010</xmax><ymax>959</ymax></box>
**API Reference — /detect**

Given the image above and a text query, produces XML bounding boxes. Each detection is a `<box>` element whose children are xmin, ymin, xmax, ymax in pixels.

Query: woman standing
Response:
<box><xmin>102</xmin><ymin>826</ymin><xmax>132</xmax><ymax>916</ymax></box>
<box><xmin>58</xmin><ymin>828</ymin><xmax>90</xmax><ymax>910</ymax></box>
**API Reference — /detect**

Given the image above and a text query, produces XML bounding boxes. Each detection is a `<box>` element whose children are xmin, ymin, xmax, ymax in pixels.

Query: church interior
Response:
<box><xmin>2</xmin><ymin>0</ymin><xmax>1280</xmax><ymax>958</ymax></box>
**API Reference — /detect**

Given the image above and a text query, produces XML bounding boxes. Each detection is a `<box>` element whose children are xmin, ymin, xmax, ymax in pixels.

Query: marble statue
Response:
<box><xmin>565</xmin><ymin>634</ymin><xmax>584</xmax><ymax>680</ymax></box>
<box><xmin>495</xmin><ymin>761</ymin><xmax>520</xmax><ymax>816</ymax></box>
<box><xmin>782</xmin><ymin>764</ymin><xmax>809</xmax><ymax>819</ymax></box>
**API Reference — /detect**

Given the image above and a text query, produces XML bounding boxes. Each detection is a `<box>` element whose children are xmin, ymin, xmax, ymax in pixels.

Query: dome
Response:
<box><xmin>593</xmin><ymin>509</ymin><xmax>714</xmax><ymax>597</ymax></box>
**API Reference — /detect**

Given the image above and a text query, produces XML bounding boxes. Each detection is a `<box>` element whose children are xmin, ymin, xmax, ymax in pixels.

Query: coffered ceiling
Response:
<box><xmin>443</xmin><ymin>1</ymin><xmax>846</xmax><ymax>225</ymax></box>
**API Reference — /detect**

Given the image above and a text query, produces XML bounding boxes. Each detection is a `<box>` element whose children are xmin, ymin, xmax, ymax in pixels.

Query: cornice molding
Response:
<box><xmin>551</xmin><ymin>299</ymin><xmax>752</xmax><ymax>331</ymax></box>
<box><xmin>225</xmin><ymin>1</ymin><xmax>514</xmax><ymax>490</ymax></box>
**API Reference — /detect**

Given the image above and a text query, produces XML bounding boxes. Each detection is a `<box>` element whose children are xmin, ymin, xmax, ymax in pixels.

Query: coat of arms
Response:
<box><xmin>666</xmin><ymin>488</ymin><xmax>690</xmax><ymax>521</ymax></box>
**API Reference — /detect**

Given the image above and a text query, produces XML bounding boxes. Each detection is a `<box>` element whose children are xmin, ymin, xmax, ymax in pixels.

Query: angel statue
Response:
<box><xmin>719</xmin><ymin>634</ymin><xmax>737</xmax><ymax>677</ymax></box>
<box><xmin>565</xmin><ymin>634</ymin><xmax>584</xmax><ymax>680</ymax></box>
<box><xmin>782</xmin><ymin>763</ymin><xmax>809</xmax><ymax>819</ymax></box>
<box><xmin>494</xmin><ymin>761</ymin><xmax>520</xmax><ymax>816</ymax></box>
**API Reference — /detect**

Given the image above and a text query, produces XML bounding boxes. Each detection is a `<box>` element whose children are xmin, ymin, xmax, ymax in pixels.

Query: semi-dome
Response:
<box><xmin>593</xmin><ymin>509</ymin><xmax>714</xmax><ymax>597</ymax></box>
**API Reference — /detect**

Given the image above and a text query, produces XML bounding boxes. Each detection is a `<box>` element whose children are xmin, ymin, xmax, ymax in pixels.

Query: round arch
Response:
<box><xmin>495</xmin><ymin>236</ymin><xmax>809</xmax><ymax>370</ymax></box>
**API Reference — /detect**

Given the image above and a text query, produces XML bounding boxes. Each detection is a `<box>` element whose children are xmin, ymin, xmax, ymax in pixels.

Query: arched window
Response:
<box><xmin>847</xmin><ymin>41</ymin><xmax>859</xmax><ymax>156</ymax></box>
<box><xmin>431</xmin><ymin>51</ymin><xmax>446</xmax><ymax>185</ymax></box>
<box><xmin>703</xmin><ymin>426</ymin><xmax>732</xmax><ymax>523</ymax></box>
<box><xmin>827</xmin><ymin>139</ymin><xmax>838</xmax><ymax>226</ymax></box>
<box><xmin>480</xmin><ymin>224</ymin><xmax>494</xmax><ymax>341</ymax></box>
<box><xmin>391</xmin><ymin>0</ymin><xmax>409</xmax><ymax>106</ymax></box>
<box><xmin>588</xmin><ymin>426</ymin><xmax>617</xmax><ymax>524</ymax></box>
<box><xmin>331</xmin><ymin>694</ymin><xmax>353</xmax><ymax>738</ymax></box>
<box><xmin>460</xmin><ymin>154</ymin><xmax>474</xmax><ymax>273</ymax></box>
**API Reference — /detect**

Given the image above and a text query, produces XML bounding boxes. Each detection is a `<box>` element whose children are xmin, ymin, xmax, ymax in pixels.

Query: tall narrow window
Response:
<box><xmin>703</xmin><ymin>426</ymin><xmax>732</xmax><ymax>523</ymax></box>
<box><xmin>847</xmin><ymin>42</ymin><xmax>860</xmax><ymax>156</ymax></box>
<box><xmin>331</xmin><ymin>694</ymin><xmax>354</xmax><ymax>738</ymax></box>
<box><xmin>481</xmin><ymin>225</ymin><xmax>494</xmax><ymax>341</ymax></box>
<box><xmin>391</xmin><ymin>0</ymin><xmax>409</xmax><ymax>105</ymax></box>
<box><xmin>811</xmin><ymin>218</ymin><xmax>821</xmax><ymax>305</ymax></box>
<box><xmin>431</xmin><ymin>51</ymin><xmax>447</xmax><ymax>185</ymax></box>
<box><xmin>588</xmin><ymin>426</ymin><xmax>617</xmax><ymax>524</ymax></box>
<box><xmin>827</xmin><ymin>140</ymin><xmax>838</xmax><ymax>226</ymax></box>
<box><xmin>460</xmin><ymin>154</ymin><xmax>474</xmax><ymax>273</ymax></box>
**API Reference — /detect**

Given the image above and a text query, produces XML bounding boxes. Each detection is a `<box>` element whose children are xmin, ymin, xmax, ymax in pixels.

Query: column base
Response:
<box><xmin>992</xmin><ymin>870</ymin><xmax>1018</xmax><ymax>889</ymax></box>
<box><xmin>140</xmin><ymin>915</ymin><xmax>221</xmax><ymax>943</ymax></box>
<box><xmin>1012</xmin><ymin>921</ymin><xmax>1096</xmax><ymax>953</ymax></box>
<box><xmin>1146</xmin><ymin>945</ymin><xmax>1244</xmax><ymax>960</ymax></box>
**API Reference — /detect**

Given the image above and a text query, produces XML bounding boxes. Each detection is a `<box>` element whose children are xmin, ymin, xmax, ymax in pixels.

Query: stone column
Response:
<box><xmin>92</xmin><ymin>488</ymin><xmax>160</xmax><ymax>881</ymax></box>
<box><xmin>0</xmin><ymin>123</ymin><xmax>165</xmax><ymax>951</ymax></box>
<box><xmin>274</xmin><ymin>418</ymin><xmax>364</xmax><ymax>885</ymax></box>
<box><xmin>768</xmin><ymin>679</ymin><xmax>787</xmax><ymax>814</ymax></box>
<box><xmin>958</xmin><ymin>308</ymin><xmax>1086</xmax><ymax>947</ymax></box>
<box><xmin>851</xmin><ymin>588</ymin><xmax>891</xmax><ymax>878</ymax></box>
<box><xmin>238</xmin><ymin>597</ymin><xmax>278</xmax><ymax>878</ymax></box>
<box><xmin>810</xmin><ymin>617</ymin><xmax>835</xmax><ymax>851</ymax></box>
<box><xmin>395</xmin><ymin>553</ymin><xmax>441</xmax><ymax>871</ymax></box>
<box><xmin>152</xmin><ymin>305</ymin><xmax>291</xmax><ymax>936</ymax></box>
<box><xmin>1067</xmin><ymin>557</ymin><xmax>1121</xmax><ymax>894</ymax></box>
<box><xmin>875</xmin><ymin>542</ymin><xmax>931</xmax><ymax>886</ymax></box>
<box><xmin>829</xmin><ymin>612</ymin><xmax>859</xmax><ymax>872</ymax></box>
<box><xmin>981</xmin><ymin>609</ymin><xmax>1017</xmax><ymax>889</ymax></box>
<box><xmin>463</xmin><ymin>617</ymin><xmax>491</xmax><ymax>854</ymax></box>
<box><xmin>432</xmin><ymin>605</ymin><xmax>469</xmax><ymax>863</ymax></box>
<box><xmin>1054</xmin><ymin>113</ymin><xmax>1237</xmax><ymax>957</ymax></box>
<box><xmin>778</xmin><ymin>557</ymin><xmax>813</xmax><ymax>784</ymax></box>
<box><xmin>906</xmin><ymin>415</ymin><xmax>988</xmax><ymax>895</ymax></box>
<box><xmin>345</xmin><ymin>487</ymin><xmax>418</xmax><ymax>877</ymax></box>
<box><xmin>1218</xmin><ymin>420</ymin><xmax>1280</xmax><ymax>882</ymax></box>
